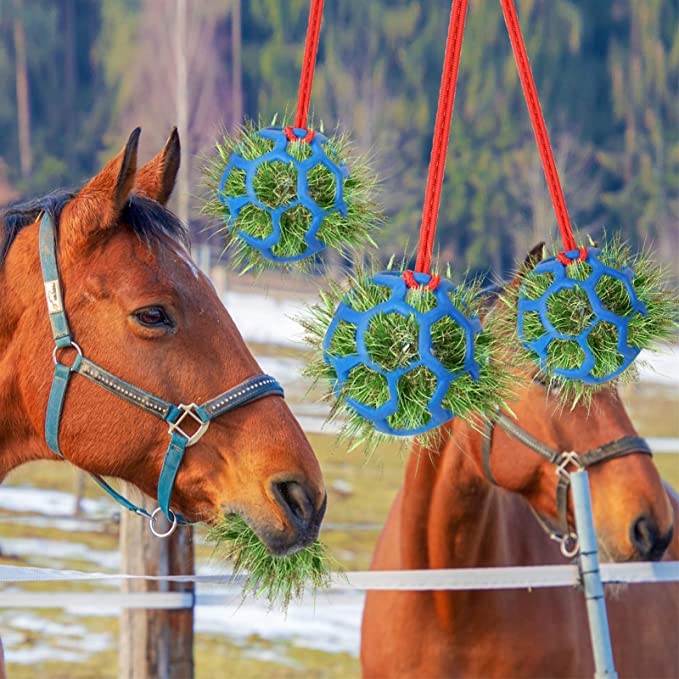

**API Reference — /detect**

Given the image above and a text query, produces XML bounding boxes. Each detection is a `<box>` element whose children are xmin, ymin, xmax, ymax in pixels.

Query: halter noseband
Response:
<box><xmin>39</xmin><ymin>212</ymin><xmax>284</xmax><ymax>537</ymax></box>
<box><xmin>482</xmin><ymin>409</ymin><xmax>652</xmax><ymax>557</ymax></box>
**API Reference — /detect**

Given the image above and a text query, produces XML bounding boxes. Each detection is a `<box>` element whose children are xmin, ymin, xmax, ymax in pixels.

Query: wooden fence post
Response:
<box><xmin>118</xmin><ymin>483</ymin><xmax>194</xmax><ymax>679</ymax></box>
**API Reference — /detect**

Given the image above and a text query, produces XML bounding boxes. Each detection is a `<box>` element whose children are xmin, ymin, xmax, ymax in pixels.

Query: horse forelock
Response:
<box><xmin>0</xmin><ymin>189</ymin><xmax>189</xmax><ymax>269</ymax></box>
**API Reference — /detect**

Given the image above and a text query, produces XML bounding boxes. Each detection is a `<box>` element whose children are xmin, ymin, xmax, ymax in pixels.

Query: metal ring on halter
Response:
<box><xmin>560</xmin><ymin>532</ymin><xmax>580</xmax><ymax>558</ymax></box>
<box><xmin>149</xmin><ymin>507</ymin><xmax>178</xmax><ymax>538</ymax></box>
<box><xmin>52</xmin><ymin>341</ymin><xmax>83</xmax><ymax>367</ymax></box>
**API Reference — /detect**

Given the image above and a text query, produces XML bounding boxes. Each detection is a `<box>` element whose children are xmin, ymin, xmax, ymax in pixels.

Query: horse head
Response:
<box><xmin>477</xmin><ymin>244</ymin><xmax>673</xmax><ymax>562</ymax></box>
<box><xmin>0</xmin><ymin>128</ymin><xmax>326</xmax><ymax>555</ymax></box>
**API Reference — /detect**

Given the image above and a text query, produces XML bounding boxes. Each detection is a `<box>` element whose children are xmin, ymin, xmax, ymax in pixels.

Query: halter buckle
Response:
<box><xmin>168</xmin><ymin>403</ymin><xmax>210</xmax><ymax>446</ymax></box>
<box><xmin>555</xmin><ymin>450</ymin><xmax>584</xmax><ymax>480</ymax></box>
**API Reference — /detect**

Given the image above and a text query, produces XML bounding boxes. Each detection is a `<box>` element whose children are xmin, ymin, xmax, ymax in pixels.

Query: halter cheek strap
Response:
<box><xmin>482</xmin><ymin>409</ymin><xmax>652</xmax><ymax>557</ymax></box>
<box><xmin>38</xmin><ymin>212</ymin><xmax>284</xmax><ymax>536</ymax></box>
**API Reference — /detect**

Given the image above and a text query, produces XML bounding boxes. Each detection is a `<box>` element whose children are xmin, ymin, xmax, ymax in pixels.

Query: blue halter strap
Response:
<box><xmin>38</xmin><ymin>212</ymin><xmax>284</xmax><ymax>537</ymax></box>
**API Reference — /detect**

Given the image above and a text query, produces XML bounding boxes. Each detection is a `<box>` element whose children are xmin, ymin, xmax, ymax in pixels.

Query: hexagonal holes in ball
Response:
<box><xmin>239</xmin><ymin>135</ymin><xmax>275</xmax><ymax>161</ymax></box>
<box><xmin>587</xmin><ymin>321</ymin><xmax>625</xmax><ymax>379</ymax></box>
<box><xmin>307</xmin><ymin>162</ymin><xmax>337</xmax><ymax>210</ymax></box>
<box><xmin>521</xmin><ymin>272</ymin><xmax>555</xmax><ymax>301</ymax></box>
<box><xmin>365</xmin><ymin>312</ymin><xmax>420</xmax><ymax>371</ymax></box>
<box><xmin>594</xmin><ymin>274</ymin><xmax>633</xmax><ymax>317</ymax></box>
<box><xmin>405</xmin><ymin>287</ymin><xmax>438</xmax><ymax>313</ymax></box>
<box><xmin>546</xmin><ymin>338</ymin><xmax>587</xmax><ymax>374</ymax></box>
<box><xmin>521</xmin><ymin>310</ymin><xmax>545</xmax><ymax>343</ymax></box>
<box><xmin>234</xmin><ymin>204</ymin><xmax>273</xmax><ymax>241</ymax></box>
<box><xmin>224</xmin><ymin>167</ymin><xmax>247</xmax><ymax>197</ymax></box>
<box><xmin>328</xmin><ymin>320</ymin><xmax>358</xmax><ymax>358</ymax></box>
<box><xmin>345</xmin><ymin>282</ymin><xmax>391</xmax><ymax>313</ymax></box>
<box><xmin>344</xmin><ymin>364</ymin><xmax>390</xmax><ymax>410</ymax></box>
<box><xmin>386</xmin><ymin>365</ymin><xmax>437</xmax><ymax>432</ymax></box>
<box><xmin>546</xmin><ymin>285</ymin><xmax>595</xmax><ymax>335</ymax></box>
<box><xmin>253</xmin><ymin>160</ymin><xmax>298</xmax><ymax>208</ymax></box>
<box><xmin>272</xmin><ymin>205</ymin><xmax>313</xmax><ymax>259</ymax></box>
<box><xmin>430</xmin><ymin>315</ymin><xmax>467</xmax><ymax>372</ymax></box>
<box><xmin>286</xmin><ymin>140</ymin><xmax>314</xmax><ymax>162</ymax></box>
<box><xmin>564</xmin><ymin>260</ymin><xmax>593</xmax><ymax>281</ymax></box>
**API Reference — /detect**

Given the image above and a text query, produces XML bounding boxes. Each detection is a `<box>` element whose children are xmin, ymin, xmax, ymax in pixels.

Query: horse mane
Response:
<box><xmin>0</xmin><ymin>188</ymin><xmax>189</xmax><ymax>268</ymax></box>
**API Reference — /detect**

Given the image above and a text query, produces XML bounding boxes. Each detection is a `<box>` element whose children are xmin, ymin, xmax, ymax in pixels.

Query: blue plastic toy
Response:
<box><xmin>322</xmin><ymin>270</ymin><xmax>483</xmax><ymax>435</ymax></box>
<box><xmin>218</xmin><ymin>126</ymin><xmax>349</xmax><ymax>263</ymax></box>
<box><xmin>517</xmin><ymin>248</ymin><xmax>648</xmax><ymax>384</ymax></box>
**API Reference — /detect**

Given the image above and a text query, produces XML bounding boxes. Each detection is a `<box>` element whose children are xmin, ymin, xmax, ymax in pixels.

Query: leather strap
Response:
<box><xmin>481</xmin><ymin>408</ymin><xmax>653</xmax><ymax>545</ymax></box>
<box><xmin>37</xmin><ymin>211</ymin><xmax>285</xmax><ymax>529</ymax></box>
<box><xmin>45</xmin><ymin>362</ymin><xmax>71</xmax><ymax>457</ymax></box>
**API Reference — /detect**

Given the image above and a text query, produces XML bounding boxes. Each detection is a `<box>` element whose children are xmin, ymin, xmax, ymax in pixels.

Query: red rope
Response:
<box><xmin>499</xmin><ymin>0</ymin><xmax>581</xmax><ymax>257</ymax></box>
<box><xmin>411</xmin><ymin>0</ymin><xmax>469</xmax><ymax>284</ymax></box>
<box><xmin>294</xmin><ymin>0</ymin><xmax>324</xmax><ymax>131</ymax></box>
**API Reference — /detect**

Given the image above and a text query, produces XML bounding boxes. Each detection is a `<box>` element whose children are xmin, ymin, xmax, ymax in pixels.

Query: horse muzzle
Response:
<box><xmin>264</xmin><ymin>480</ymin><xmax>327</xmax><ymax>556</ymax></box>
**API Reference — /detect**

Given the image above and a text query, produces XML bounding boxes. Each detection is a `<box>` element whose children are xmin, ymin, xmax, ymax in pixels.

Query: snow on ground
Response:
<box><xmin>0</xmin><ymin>612</ymin><xmax>111</xmax><ymax>664</ymax></box>
<box><xmin>0</xmin><ymin>486</ymin><xmax>113</xmax><ymax>517</ymax></box>
<box><xmin>223</xmin><ymin>289</ymin><xmax>309</xmax><ymax>348</ymax></box>
<box><xmin>0</xmin><ymin>538</ymin><xmax>119</xmax><ymax>571</ymax></box>
<box><xmin>638</xmin><ymin>346</ymin><xmax>679</xmax><ymax>386</ymax></box>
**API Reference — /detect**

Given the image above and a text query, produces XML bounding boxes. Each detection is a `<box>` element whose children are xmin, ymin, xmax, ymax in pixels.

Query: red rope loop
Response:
<box><xmin>404</xmin><ymin>270</ymin><xmax>441</xmax><ymax>291</ymax></box>
<box><xmin>294</xmin><ymin>0</ymin><xmax>324</xmax><ymax>131</ymax></box>
<box><xmin>499</xmin><ymin>0</ymin><xmax>581</xmax><ymax>257</ymax></box>
<box><xmin>556</xmin><ymin>248</ymin><xmax>587</xmax><ymax>266</ymax></box>
<box><xmin>414</xmin><ymin>0</ymin><xmax>469</xmax><ymax>276</ymax></box>
<box><xmin>284</xmin><ymin>126</ymin><xmax>316</xmax><ymax>143</ymax></box>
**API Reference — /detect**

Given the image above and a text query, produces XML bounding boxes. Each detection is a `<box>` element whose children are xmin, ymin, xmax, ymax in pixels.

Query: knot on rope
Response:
<box><xmin>403</xmin><ymin>269</ymin><xmax>440</xmax><ymax>290</ymax></box>
<box><xmin>556</xmin><ymin>248</ymin><xmax>588</xmax><ymax>266</ymax></box>
<box><xmin>284</xmin><ymin>126</ymin><xmax>316</xmax><ymax>143</ymax></box>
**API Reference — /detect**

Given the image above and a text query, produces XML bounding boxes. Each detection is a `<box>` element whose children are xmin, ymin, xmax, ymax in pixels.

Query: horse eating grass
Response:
<box><xmin>361</xmin><ymin>251</ymin><xmax>678</xmax><ymax>678</ymax></box>
<box><xmin>0</xmin><ymin>129</ymin><xmax>329</xmax><ymax>672</ymax></box>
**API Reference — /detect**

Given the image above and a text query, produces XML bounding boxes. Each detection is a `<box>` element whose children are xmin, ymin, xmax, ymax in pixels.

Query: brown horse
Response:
<box><xmin>362</xmin><ymin>256</ymin><xmax>678</xmax><ymax>678</ymax></box>
<box><xmin>0</xmin><ymin>129</ymin><xmax>326</xmax><ymax>671</ymax></box>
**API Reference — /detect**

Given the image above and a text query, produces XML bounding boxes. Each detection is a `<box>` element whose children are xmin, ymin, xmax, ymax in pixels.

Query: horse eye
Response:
<box><xmin>133</xmin><ymin>306</ymin><xmax>172</xmax><ymax>328</ymax></box>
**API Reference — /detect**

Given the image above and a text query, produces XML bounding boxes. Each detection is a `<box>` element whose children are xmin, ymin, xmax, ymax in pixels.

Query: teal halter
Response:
<box><xmin>38</xmin><ymin>212</ymin><xmax>284</xmax><ymax>537</ymax></box>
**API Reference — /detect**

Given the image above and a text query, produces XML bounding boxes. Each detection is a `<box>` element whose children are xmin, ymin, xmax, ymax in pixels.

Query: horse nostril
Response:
<box><xmin>274</xmin><ymin>480</ymin><xmax>314</xmax><ymax>527</ymax></box>
<box><xmin>630</xmin><ymin>515</ymin><xmax>672</xmax><ymax>561</ymax></box>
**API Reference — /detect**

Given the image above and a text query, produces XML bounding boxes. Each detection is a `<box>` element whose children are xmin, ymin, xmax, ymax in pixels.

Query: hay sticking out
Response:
<box><xmin>299</xmin><ymin>257</ymin><xmax>514</xmax><ymax>451</ymax></box>
<box><xmin>207</xmin><ymin>515</ymin><xmax>335</xmax><ymax>610</ymax></box>
<box><xmin>500</xmin><ymin>236</ymin><xmax>679</xmax><ymax>407</ymax></box>
<box><xmin>202</xmin><ymin>117</ymin><xmax>382</xmax><ymax>273</ymax></box>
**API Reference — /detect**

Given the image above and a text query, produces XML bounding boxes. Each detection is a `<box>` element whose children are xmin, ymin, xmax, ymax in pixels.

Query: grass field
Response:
<box><xmin>0</xmin><ymin>384</ymin><xmax>677</xmax><ymax>678</ymax></box>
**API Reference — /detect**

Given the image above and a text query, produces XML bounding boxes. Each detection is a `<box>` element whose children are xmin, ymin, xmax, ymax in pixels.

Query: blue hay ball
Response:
<box><xmin>322</xmin><ymin>270</ymin><xmax>483</xmax><ymax>436</ymax></box>
<box><xmin>218</xmin><ymin>126</ymin><xmax>349</xmax><ymax>263</ymax></box>
<box><xmin>517</xmin><ymin>248</ymin><xmax>648</xmax><ymax>384</ymax></box>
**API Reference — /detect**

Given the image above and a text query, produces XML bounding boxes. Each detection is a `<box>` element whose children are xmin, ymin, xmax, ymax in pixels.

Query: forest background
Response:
<box><xmin>0</xmin><ymin>0</ymin><xmax>676</xmax><ymax>278</ymax></box>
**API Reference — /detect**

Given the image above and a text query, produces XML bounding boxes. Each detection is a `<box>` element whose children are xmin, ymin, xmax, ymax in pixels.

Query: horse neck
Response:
<box><xmin>399</xmin><ymin>420</ymin><xmax>495</xmax><ymax>571</ymax></box>
<box><xmin>0</xmin><ymin>226</ymin><xmax>52</xmax><ymax>479</ymax></box>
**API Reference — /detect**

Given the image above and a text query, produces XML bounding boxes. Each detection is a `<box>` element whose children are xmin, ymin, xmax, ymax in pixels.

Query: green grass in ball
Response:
<box><xmin>206</xmin><ymin>515</ymin><xmax>335</xmax><ymax>610</ymax></box>
<box><xmin>299</xmin><ymin>257</ymin><xmax>514</xmax><ymax>451</ymax></box>
<box><xmin>202</xmin><ymin>117</ymin><xmax>382</xmax><ymax>273</ymax></box>
<box><xmin>500</xmin><ymin>236</ymin><xmax>679</xmax><ymax>407</ymax></box>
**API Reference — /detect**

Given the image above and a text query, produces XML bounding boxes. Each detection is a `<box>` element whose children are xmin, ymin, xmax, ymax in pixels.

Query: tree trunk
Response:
<box><xmin>118</xmin><ymin>484</ymin><xmax>194</xmax><ymax>679</ymax></box>
<box><xmin>175</xmin><ymin>0</ymin><xmax>190</xmax><ymax>227</ymax></box>
<box><xmin>231</xmin><ymin>0</ymin><xmax>242</xmax><ymax>127</ymax></box>
<box><xmin>12</xmin><ymin>0</ymin><xmax>32</xmax><ymax>180</ymax></box>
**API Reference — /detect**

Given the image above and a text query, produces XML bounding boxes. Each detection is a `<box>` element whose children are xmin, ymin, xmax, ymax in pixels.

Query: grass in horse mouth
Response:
<box><xmin>499</xmin><ymin>235</ymin><xmax>679</xmax><ymax>407</ymax></box>
<box><xmin>207</xmin><ymin>514</ymin><xmax>335</xmax><ymax>610</ymax></box>
<box><xmin>298</xmin><ymin>256</ymin><xmax>514</xmax><ymax>452</ymax></box>
<box><xmin>201</xmin><ymin>115</ymin><xmax>382</xmax><ymax>274</ymax></box>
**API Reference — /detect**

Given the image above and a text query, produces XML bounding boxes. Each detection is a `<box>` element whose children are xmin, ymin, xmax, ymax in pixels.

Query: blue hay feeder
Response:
<box><xmin>218</xmin><ymin>126</ymin><xmax>349</xmax><ymax>263</ymax></box>
<box><xmin>322</xmin><ymin>270</ymin><xmax>482</xmax><ymax>436</ymax></box>
<box><xmin>517</xmin><ymin>248</ymin><xmax>648</xmax><ymax>384</ymax></box>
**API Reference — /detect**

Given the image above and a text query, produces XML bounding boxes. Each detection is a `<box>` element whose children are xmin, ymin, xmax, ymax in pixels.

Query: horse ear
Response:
<box><xmin>506</xmin><ymin>242</ymin><xmax>545</xmax><ymax>290</ymax></box>
<box><xmin>134</xmin><ymin>128</ymin><xmax>180</xmax><ymax>205</ymax></box>
<box><xmin>60</xmin><ymin>128</ymin><xmax>140</xmax><ymax>250</ymax></box>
